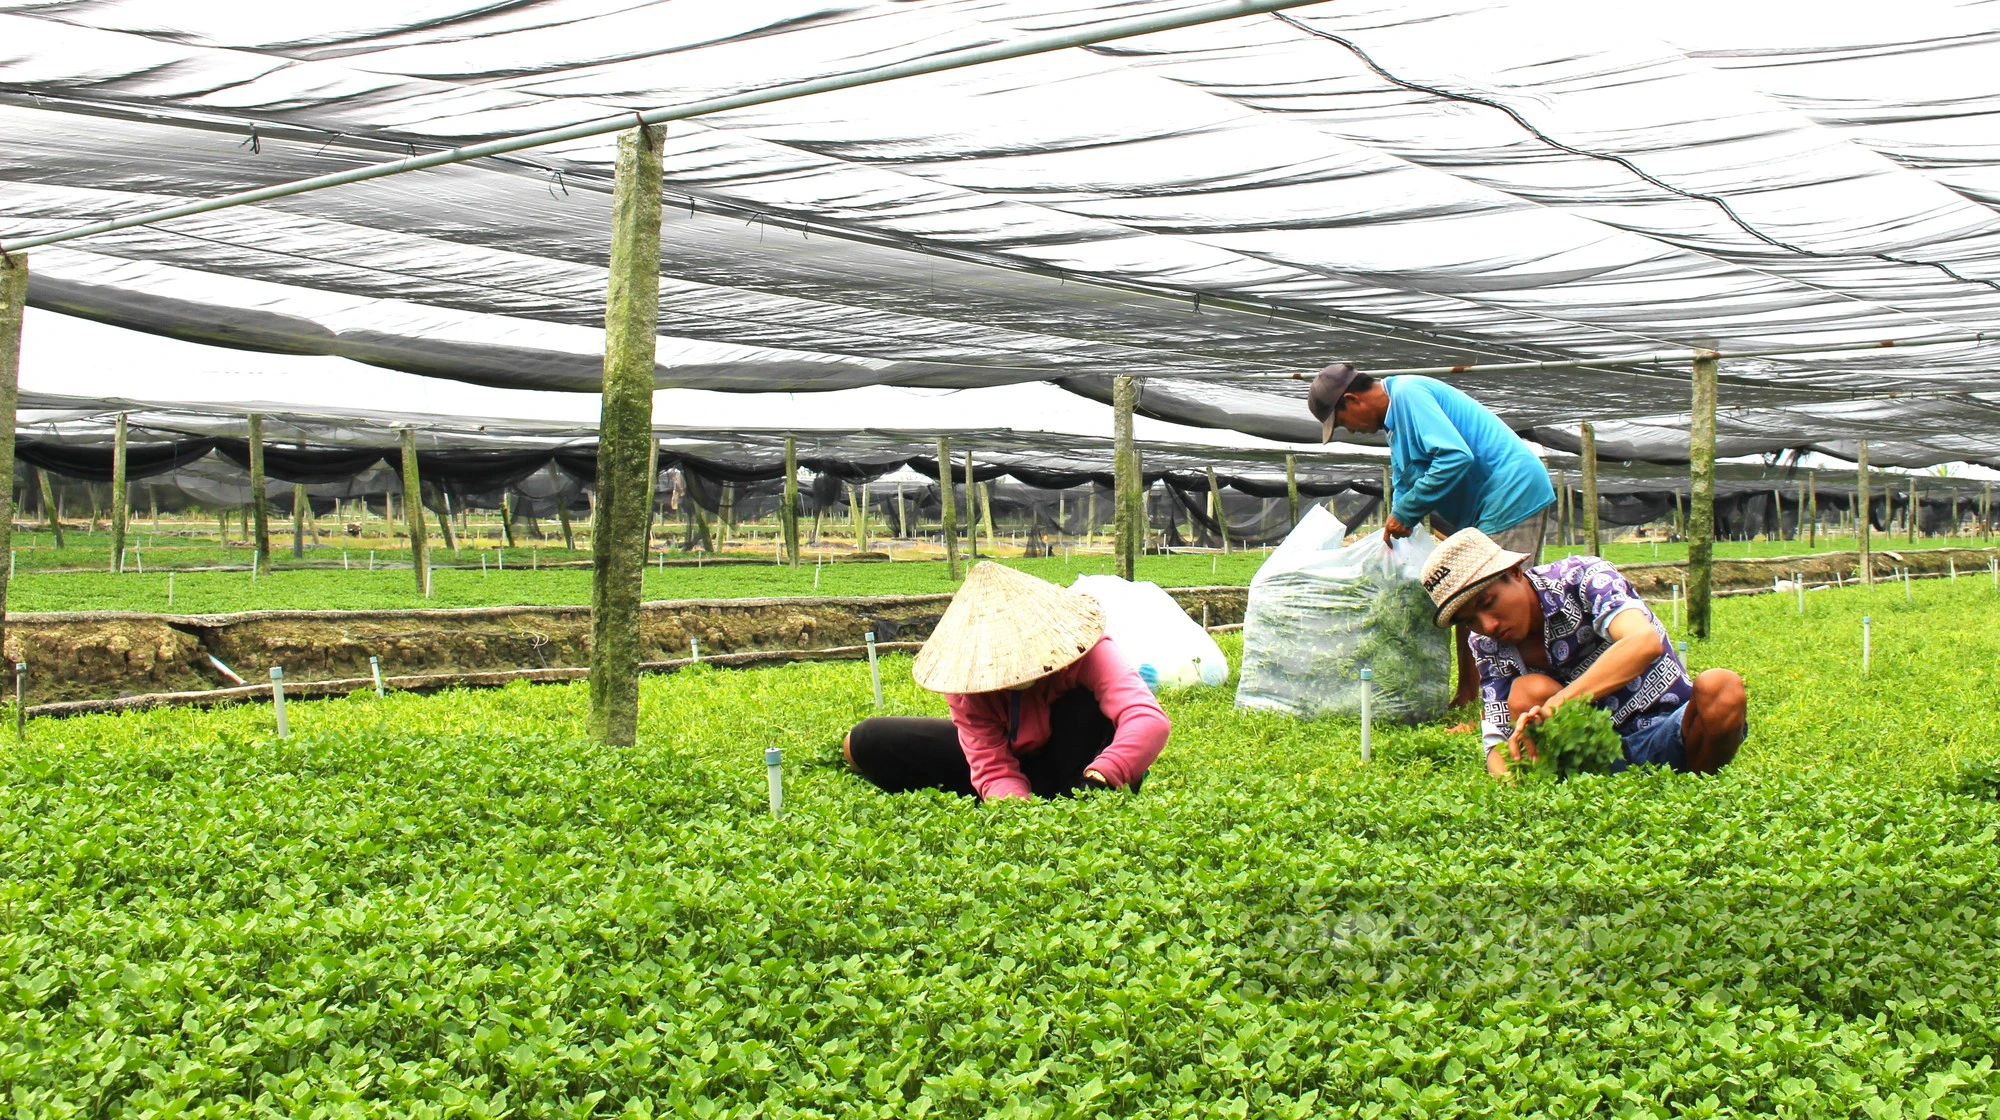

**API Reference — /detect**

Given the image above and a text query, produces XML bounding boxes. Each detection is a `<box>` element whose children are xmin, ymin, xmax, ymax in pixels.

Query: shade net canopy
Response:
<box><xmin>3</xmin><ymin>0</ymin><xmax>1999</xmax><ymax>464</ymax></box>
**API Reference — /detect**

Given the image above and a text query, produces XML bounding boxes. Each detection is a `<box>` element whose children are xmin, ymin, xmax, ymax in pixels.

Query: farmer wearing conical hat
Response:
<box><xmin>1421</xmin><ymin>528</ymin><xmax>1746</xmax><ymax>780</ymax></box>
<box><xmin>843</xmin><ymin>562</ymin><xmax>1170</xmax><ymax>800</ymax></box>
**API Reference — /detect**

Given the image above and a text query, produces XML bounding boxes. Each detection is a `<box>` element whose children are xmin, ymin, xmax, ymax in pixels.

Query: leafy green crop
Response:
<box><xmin>1521</xmin><ymin>694</ymin><xmax>1623</xmax><ymax>779</ymax></box>
<box><xmin>2</xmin><ymin>577</ymin><xmax>1998</xmax><ymax>1116</ymax></box>
<box><xmin>1942</xmin><ymin>756</ymin><xmax>2000</xmax><ymax>801</ymax></box>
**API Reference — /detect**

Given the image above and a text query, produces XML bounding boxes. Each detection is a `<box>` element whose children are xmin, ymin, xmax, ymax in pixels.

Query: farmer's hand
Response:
<box><xmin>1504</xmin><ymin>709</ymin><xmax>1548</xmax><ymax>763</ymax></box>
<box><xmin>1383</xmin><ymin>513</ymin><xmax>1413</xmax><ymax>540</ymax></box>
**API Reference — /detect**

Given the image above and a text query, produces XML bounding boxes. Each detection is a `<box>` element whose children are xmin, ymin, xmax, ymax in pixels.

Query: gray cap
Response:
<box><xmin>1304</xmin><ymin>362</ymin><xmax>1362</xmax><ymax>443</ymax></box>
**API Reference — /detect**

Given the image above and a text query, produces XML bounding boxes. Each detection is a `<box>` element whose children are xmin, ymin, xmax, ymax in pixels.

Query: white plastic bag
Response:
<box><xmin>1073</xmin><ymin>575</ymin><xmax>1229</xmax><ymax>690</ymax></box>
<box><xmin>1234</xmin><ymin>504</ymin><xmax>1451</xmax><ymax>722</ymax></box>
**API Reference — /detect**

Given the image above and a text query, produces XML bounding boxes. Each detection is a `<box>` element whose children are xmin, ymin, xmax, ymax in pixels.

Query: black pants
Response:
<box><xmin>847</xmin><ymin>688</ymin><xmax>1141</xmax><ymax>799</ymax></box>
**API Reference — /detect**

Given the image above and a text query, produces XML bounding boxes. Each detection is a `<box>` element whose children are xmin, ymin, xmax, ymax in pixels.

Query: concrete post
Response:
<box><xmin>587</xmin><ymin>124</ymin><xmax>665</xmax><ymax>746</ymax></box>
<box><xmin>110</xmin><ymin>412</ymin><xmax>129</xmax><ymax>572</ymax></box>
<box><xmin>1686</xmin><ymin>352</ymin><xmax>1718</xmax><ymax>638</ymax></box>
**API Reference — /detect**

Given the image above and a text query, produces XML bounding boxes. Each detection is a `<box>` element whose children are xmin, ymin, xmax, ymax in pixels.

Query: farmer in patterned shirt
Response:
<box><xmin>1419</xmin><ymin>528</ymin><xmax>1746</xmax><ymax>780</ymax></box>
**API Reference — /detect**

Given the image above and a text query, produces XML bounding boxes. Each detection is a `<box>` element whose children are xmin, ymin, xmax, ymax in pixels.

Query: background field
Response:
<box><xmin>9</xmin><ymin>529</ymin><xmax>1989</xmax><ymax>613</ymax></box>
<box><xmin>4</xmin><ymin>575</ymin><xmax>1998</xmax><ymax>1116</ymax></box>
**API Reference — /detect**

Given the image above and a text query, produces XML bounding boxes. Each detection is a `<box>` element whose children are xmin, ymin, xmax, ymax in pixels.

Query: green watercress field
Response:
<box><xmin>2</xmin><ymin>577</ymin><xmax>1998</xmax><ymax>1116</ymax></box>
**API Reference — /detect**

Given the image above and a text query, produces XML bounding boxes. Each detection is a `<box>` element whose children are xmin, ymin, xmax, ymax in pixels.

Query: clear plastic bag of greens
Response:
<box><xmin>1234</xmin><ymin>504</ymin><xmax>1451</xmax><ymax>723</ymax></box>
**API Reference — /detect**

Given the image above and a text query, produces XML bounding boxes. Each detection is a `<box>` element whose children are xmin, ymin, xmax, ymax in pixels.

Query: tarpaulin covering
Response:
<box><xmin>1</xmin><ymin>2</ymin><xmax>1997</xmax><ymax>464</ymax></box>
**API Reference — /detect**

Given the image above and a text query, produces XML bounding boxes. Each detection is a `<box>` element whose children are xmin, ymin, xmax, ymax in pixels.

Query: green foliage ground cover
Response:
<box><xmin>4</xmin><ymin>578</ymin><xmax>1999</xmax><ymax>1116</ymax></box>
<box><xmin>5</xmin><ymin>553</ymin><xmax>1273</xmax><ymax>614</ymax></box>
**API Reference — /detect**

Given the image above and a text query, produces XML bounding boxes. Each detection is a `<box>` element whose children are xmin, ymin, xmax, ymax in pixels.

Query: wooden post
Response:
<box><xmin>557</xmin><ymin>496</ymin><xmax>576</xmax><ymax>551</ymax></box>
<box><xmin>936</xmin><ymin>436</ymin><xmax>959</xmax><ymax>579</ymax></box>
<box><xmin>586</xmin><ymin>124</ymin><xmax>665</xmax><ymax>746</ymax></box>
<box><xmin>110</xmin><ymin>412</ymin><xmax>129</xmax><ymax>572</ymax></box>
<box><xmin>719</xmin><ymin>481</ymin><xmax>737</xmax><ymax>544</ymax></box>
<box><xmin>1983</xmin><ymin>482</ymin><xmax>1993</xmax><ymax>544</ymax></box>
<box><xmin>1555</xmin><ymin>469</ymin><xmax>1570</xmax><ymax>548</ymax></box>
<box><xmin>0</xmin><ymin>253</ymin><xmax>22</xmax><ymax>660</ymax></box>
<box><xmin>1285</xmin><ymin>453</ymin><xmax>1300</xmax><ymax>530</ymax></box>
<box><xmin>399</xmin><ymin>428</ymin><xmax>429</xmax><ymax>591</ymax></box>
<box><xmin>1856</xmin><ymin>440</ymin><xmax>1871</xmax><ymax>585</ymax></box>
<box><xmin>1113</xmin><ymin>373</ymin><xmax>1139</xmax><ymax>580</ymax></box>
<box><xmin>434</xmin><ymin>489</ymin><xmax>458</xmax><ymax>553</ymax></box>
<box><xmin>1580</xmin><ymin>421</ymin><xmax>1600</xmax><ymax>556</ymax></box>
<box><xmin>150</xmin><ymin>490</ymin><xmax>160</xmax><ymax>533</ymax></box>
<box><xmin>783</xmin><ymin>436</ymin><xmax>801</xmax><ymax>568</ymax></box>
<box><xmin>1686</xmin><ymin>352</ymin><xmax>1718</xmax><ymax>639</ymax></box>
<box><xmin>37</xmin><ymin>469</ymin><xmax>63</xmax><ymax>548</ymax></box>
<box><xmin>1381</xmin><ymin>466</ymin><xmax>1393</xmax><ymax>529</ymax></box>
<box><xmin>896</xmin><ymin>486</ymin><xmax>907</xmax><ymax>542</ymax></box>
<box><xmin>247</xmin><ymin>414</ymin><xmax>271</xmax><ymax>570</ymax></box>
<box><xmin>962</xmin><ymin>449</ymin><xmax>978</xmax><ymax>559</ymax></box>
<box><xmin>1807</xmin><ymin>470</ymin><xmax>1817</xmax><ymax>548</ymax></box>
<box><xmin>291</xmin><ymin>482</ymin><xmax>308</xmax><ymax>558</ymax></box>
<box><xmin>501</xmin><ymin>492</ymin><xmax>518</xmax><ymax>550</ymax></box>
<box><xmin>561</xmin><ymin>133</ymin><xmax>668</xmax><ymax>728</ymax></box>
<box><xmin>850</xmin><ymin>483</ymin><xmax>868</xmax><ymax>553</ymax></box>
<box><xmin>979</xmin><ymin>481</ymin><xmax>996</xmax><ymax>554</ymax></box>
<box><xmin>1206</xmin><ymin>465</ymin><xmax>1230</xmax><ymax>553</ymax></box>
<box><xmin>1908</xmin><ymin>476</ymin><xmax>1918</xmax><ymax>543</ymax></box>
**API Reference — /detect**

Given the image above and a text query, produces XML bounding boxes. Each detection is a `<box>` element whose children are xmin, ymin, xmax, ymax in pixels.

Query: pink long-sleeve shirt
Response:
<box><xmin>945</xmin><ymin>636</ymin><xmax>1170</xmax><ymax>801</ymax></box>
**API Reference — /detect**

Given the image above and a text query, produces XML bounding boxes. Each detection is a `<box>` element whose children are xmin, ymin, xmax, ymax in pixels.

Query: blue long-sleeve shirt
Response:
<box><xmin>1383</xmin><ymin>376</ymin><xmax>1553</xmax><ymax>533</ymax></box>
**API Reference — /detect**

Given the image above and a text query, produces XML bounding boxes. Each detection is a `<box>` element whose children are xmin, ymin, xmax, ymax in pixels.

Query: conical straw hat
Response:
<box><xmin>912</xmin><ymin>562</ymin><xmax>1106</xmax><ymax>694</ymax></box>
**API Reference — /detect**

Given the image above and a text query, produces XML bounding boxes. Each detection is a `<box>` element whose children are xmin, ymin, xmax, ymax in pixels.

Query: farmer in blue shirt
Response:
<box><xmin>1307</xmin><ymin>362</ymin><xmax>1555</xmax><ymax>709</ymax></box>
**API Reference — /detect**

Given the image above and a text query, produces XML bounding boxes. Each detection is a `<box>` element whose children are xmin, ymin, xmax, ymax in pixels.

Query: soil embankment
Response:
<box><xmin>8</xmin><ymin>548</ymin><xmax>1992</xmax><ymax>712</ymax></box>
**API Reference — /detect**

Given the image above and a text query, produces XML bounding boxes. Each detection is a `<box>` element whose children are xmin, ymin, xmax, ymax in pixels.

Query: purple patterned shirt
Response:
<box><xmin>1470</xmin><ymin>556</ymin><xmax>1692</xmax><ymax>752</ymax></box>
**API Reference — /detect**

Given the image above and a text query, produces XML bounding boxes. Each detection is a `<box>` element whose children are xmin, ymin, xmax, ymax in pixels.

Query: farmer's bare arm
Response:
<box><xmin>1539</xmin><ymin>609</ymin><xmax>1665</xmax><ymax>714</ymax></box>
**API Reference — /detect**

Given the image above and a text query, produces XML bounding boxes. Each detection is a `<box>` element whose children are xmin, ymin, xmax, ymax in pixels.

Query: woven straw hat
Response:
<box><xmin>1422</xmin><ymin>528</ymin><xmax>1530</xmax><ymax>627</ymax></box>
<box><xmin>912</xmin><ymin>562</ymin><xmax>1106</xmax><ymax>693</ymax></box>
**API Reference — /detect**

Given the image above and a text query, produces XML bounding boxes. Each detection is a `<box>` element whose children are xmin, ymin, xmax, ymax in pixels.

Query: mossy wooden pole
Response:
<box><xmin>1580</xmin><ymin>421</ymin><xmax>1601</xmax><ymax>557</ymax></box>
<box><xmin>1381</xmin><ymin>466</ymin><xmax>1393</xmax><ymax>529</ymax></box>
<box><xmin>110</xmin><ymin>412</ymin><xmax>129</xmax><ymax>572</ymax></box>
<box><xmin>979</xmin><ymin>481</ymin><xmax>996</xmax><ymax>552</ymax></box>
<box><xmin>1908</xmin><ymin>476</ymin><xmax>1918</xmax><ymax>543</ymax></box>
<box><xmin>435</xmin><ymin>490</ymin><xmax>458</xmax><ymax>552</ymax></box>
<box><xmin>1983</xmin><ymin>482</ymin><xmax>1992</xmax><ymax>544</ymax></box>
<box><xmin>1113</xmin><ymin>373</ymin><xmax>1138</xmax><ymax>580</ymax></box>
<box><xmin>643</xmin><ymin>438</ymin><xmax>660</xmax><ymax>554</ymax></box>
<box><xmin>964</xmin><ymin>449</ymin><xmax>979</xmax><ymax>558</ymax></box>
<box><xmin>588</xmin><ymin>124</ymin><xmax>665</xmax><ymax>747</ymax></box>
<box><xmin>399</xmin><ymin>428</ymin><xmax>428</xmax><ymax>590</ymax></box>
<box><xmin>1206</xmin><ymin>465</ymin><xmax>1230</xmax><ymax>553</ymax></box>
<box><xmin>850</xmin><ymin>483</ymin><xmax>867</xmax><ymax>552</ymax></box>
<box><xmin>1285</xmin><ymin>453</ymin><xmax>1300</xmax><ymax>530</ymax></box>
<box><xmin>936</xmin><ymin>436</ymin><xmax>959</xmax><ymax>579</ymax></box>
<box><xmin>1856</xmin><ymin>440</ymin><xmax>1871</xmax><ymax>585</ymax></box>
<box><xmin>37</xmin><ymin>469</ymin><xmax>63</xmax><ymax>548</ymax></box>
<box><xmin>500</xmin><ymin>492</ymin><xmax>518</xmax><ymax>550</ymax></box>
<box><xmin>783</xmin><ymin>436</ymin><xmax>801</xmax><ymax>568</ymax></box>
<box><xmin>291</xmin><ymin>482</ymin><xmax>307</xmax><ymax>558</ymax></box>
<box><xmin>247</xmin><ymin>414</ymin><xmax>271</xmax><ymax>570</ymax></box>
<box><xmin>0</xmin><ymin>254</ymin><xmax>22</xmax><ymax>660</ymax></box>
<box><xmin>1807</xmin><ymin>474</ymin><xmax>1818</xmax><ymax>547</ymax></box>
<box><xmin>1686</xmin><ymin>352</ymin><xmax>1718</xmax><ymax>639</ymax></box>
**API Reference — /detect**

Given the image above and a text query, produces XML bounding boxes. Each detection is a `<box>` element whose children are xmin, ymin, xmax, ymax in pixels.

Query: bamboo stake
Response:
<box><xmin>587</xmin><ymin>125</ymin><xmax>664</xmax><ymax>746</ymax></box>
<box><xmin>1686</xmin><ymin>352</ymin><xmax>1718</xmax><ymax>638</ymax></box>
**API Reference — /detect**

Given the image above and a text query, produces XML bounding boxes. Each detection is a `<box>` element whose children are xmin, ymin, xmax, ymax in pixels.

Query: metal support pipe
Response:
<box><xmin>1686</xmin><ymin>353</ymin><xmax>1718</xmax><ymax>639</ymax></box>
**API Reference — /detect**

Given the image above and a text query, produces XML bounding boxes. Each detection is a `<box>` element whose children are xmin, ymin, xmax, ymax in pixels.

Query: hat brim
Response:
<box><xmin>1432</xmin><ymin>549</ymin><xmax>1529</xmax><ymax>627</ymax></box>
<box><xmin>1320</xmin><ymin>412</ymin><xmax>1337</xmax><ymax>443</ymax></box>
